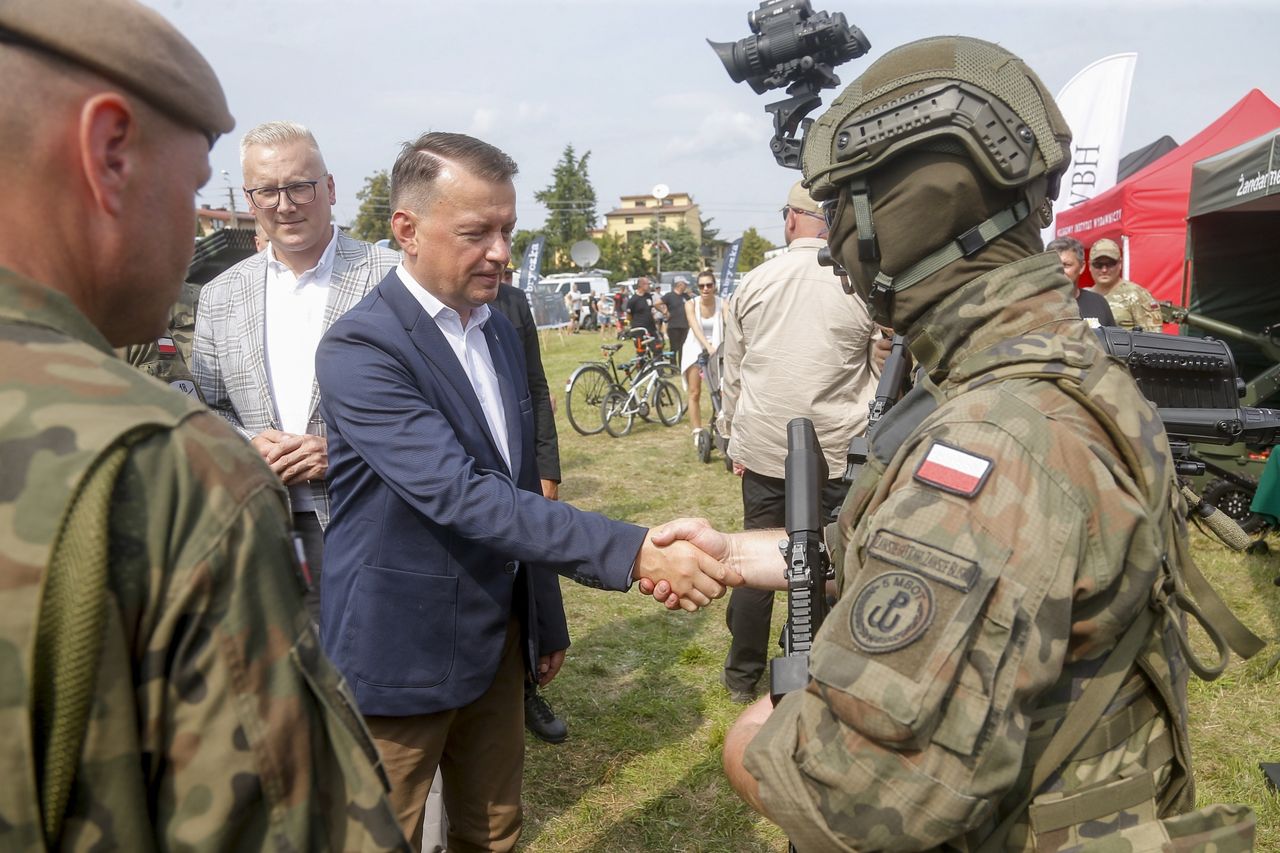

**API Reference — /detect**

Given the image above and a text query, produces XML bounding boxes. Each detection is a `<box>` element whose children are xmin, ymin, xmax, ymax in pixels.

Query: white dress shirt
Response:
<box><xmin>395</xmin><ymin>263</ymin><xmax>512</xmax><ymax>472</ymax></box>
<box><xmin>264</xmin><ymin>224</ymin><xmax>339</xmax><ymax>511</ymax></box>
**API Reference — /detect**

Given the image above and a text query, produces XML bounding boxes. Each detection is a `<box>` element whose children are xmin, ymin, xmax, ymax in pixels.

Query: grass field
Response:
<box><xmin>518</xmin><ymin>330</ymin><xmax>1280</xmax><ymax>852</ymax></box>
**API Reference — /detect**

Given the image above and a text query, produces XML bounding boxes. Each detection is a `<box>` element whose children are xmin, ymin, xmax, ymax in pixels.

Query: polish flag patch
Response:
<box><xmin>913</xmin><ymin>441</ymin><xmax>993</xmax><ymax>498</ymax></box>
<box><xmin>157</xmin><ymin>336</ymin><xmax>177</xmax><ymax>355</ymax></box>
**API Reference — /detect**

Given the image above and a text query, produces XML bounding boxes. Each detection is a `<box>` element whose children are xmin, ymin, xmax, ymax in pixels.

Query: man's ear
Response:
<box><xmin>78</xmin><ymin>93</ymin><xmax>136</xmax><ymax>218</ymax></box>
<box><xmin>390</xmin><ymin>209</ymin><xmax>416</xmax><ymax>254</ymax></box>
<box><xmin>326</xmin><ymin>172</ymin><xmax>337</xmax><ymax>205</ymax></box>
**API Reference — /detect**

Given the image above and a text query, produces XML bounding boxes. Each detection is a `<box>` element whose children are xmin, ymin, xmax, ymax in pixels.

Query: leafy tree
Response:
<box><xmin>511</xmin><ymin>229</ymin><xmax>540</xmax><ymax>265</ymax></box>
<box><xmin>597</xmin><ymin>232</ymin><xmax>648</xmax><ymax>280</ymax></box>
<box><xmin>641</xmin><ymin>219</ymin><xmax>702</xmax><ymax>276</ymax></box>
<box><xmin>349</xmin><ymin>169</ymin><xmax>392</xmax><ymax>244</ymax></box>
<box><xmin>534</xmin><ymin>144</ymin><xmax>598</xmax><ymax>272</ymax></box>
<box><xmin>738</xmin><ymin>227</ymin><xmax>776</xmax><ymax>272</ymax></box>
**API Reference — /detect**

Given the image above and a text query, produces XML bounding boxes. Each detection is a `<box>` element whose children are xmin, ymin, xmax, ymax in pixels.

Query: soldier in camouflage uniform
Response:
<box><xmin>118</xmin><ymin>281</ymin><xmax>204</xmax><ymax>399</ymax></box>
<box><xmin>1088</xmin><ymin>238</ymin><xmax>1164</xmax><ymax>331</ymax></box>
<box><xmin>0</xmin><ymin>0</ymin><xmax>407</xmax><ymax>848</ymax></box>
<box><xmin>648</xmin><ymin>36</ymin><xmax>1257</xmax><ymax>852</ymax></box>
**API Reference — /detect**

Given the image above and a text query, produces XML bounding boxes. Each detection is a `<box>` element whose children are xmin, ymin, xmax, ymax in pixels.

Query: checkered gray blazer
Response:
<box><xmin>192</xmin><ymin>232</ymin><xmax>399</xmax><ymax>526</ymax></box>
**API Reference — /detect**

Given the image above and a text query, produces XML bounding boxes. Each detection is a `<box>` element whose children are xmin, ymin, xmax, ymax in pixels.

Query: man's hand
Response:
<box><xmin>639</xmin><ymin>518</ymin><xmax>736</xmax><ymax>609</ymax></box>
<box><xmin>262</xmin><ymin>432</ymin><xmax>328</xmax><ymax>485</ymax></box>
<box><xmin>250</xmin><ymin>427</ymin><xmax>288</xmax><ymax>460</ymax></box>
<box><xmin>537</xmin><ymin>649</ymin><xmax>565</xmax><ymax>686</ymax></box>
<box><xmin>871</xmin><ymin>327</ymin><xmax>894</xmax><ymax>372</ymax></box>
<box><xmin>541</xmin><ymin>479</ymin><xmax>559</xmax><ymax>501</ymax></box>
<box><xmin>633</xmin><ymin>528</ymin><xmax>740</xmax><ymax>612</ymax></box>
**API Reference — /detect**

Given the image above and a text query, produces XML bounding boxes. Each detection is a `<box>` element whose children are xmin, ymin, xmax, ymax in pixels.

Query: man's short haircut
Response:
<box><xmin>240</xmin><ymin>120</ymin><xmax>321</xmax><ymax>164</ymax></box>
<box><xmin>1046</xmin><ymin>236</ymin><xmax>1084</xmax><ymax>263</ymax></box>
<box><xmin>390</xmin><ymin>132</ymin><xmax>518</xmax><ymax>211</ymax></box>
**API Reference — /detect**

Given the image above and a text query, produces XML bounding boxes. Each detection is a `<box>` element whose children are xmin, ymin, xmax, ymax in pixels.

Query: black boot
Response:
<box><xmin>524</xmin><ymin>681</ymin><xmax>567</xmax><ymax>744</ymax></box>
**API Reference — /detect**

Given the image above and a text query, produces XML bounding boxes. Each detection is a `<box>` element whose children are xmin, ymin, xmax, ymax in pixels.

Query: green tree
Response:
<box><xmin>598</xmin><ymin>232</ymin><xmax>648</xmax><ymax>280</ymax></box>
<box><xmin>534</xmin><ymin>144</ymin><xmax>598</xmax><ymax>273</ymax></box>
<box><xmin>511</xmin><ymin>229</ymin><xmax>540</xmax><ymax>265</ymax></box>
<box><xmin>737</xmin><ymin>227</ymin><xmax>776</xmax><ymax>272</ymax></box>
<box><xmin>349</xmin><ymin>169</ymin><xmax>393</xmax><ymax>244</ymax></box>
<box><xmin>642</xmin><ymin>220</ymin><xmax>702</xmax><ymax>276</ymax></box>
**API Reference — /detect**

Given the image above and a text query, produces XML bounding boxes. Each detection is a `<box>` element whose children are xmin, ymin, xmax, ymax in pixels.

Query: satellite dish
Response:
<box><xmin>651</xmin><ymin>183</ymin><xmax>670</xmax><ymax>200</ymax></box>
<box><xmin>570</xmin><ymin>239</ymin><xmax>601</xmax><ymax>269</ymax></box>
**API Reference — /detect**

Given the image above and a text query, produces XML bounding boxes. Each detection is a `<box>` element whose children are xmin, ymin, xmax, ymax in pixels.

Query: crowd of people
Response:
<box><xmin>0</xmin><ymin>1</ymin><xmax>1261</xmax><ymax>851</ymax></box>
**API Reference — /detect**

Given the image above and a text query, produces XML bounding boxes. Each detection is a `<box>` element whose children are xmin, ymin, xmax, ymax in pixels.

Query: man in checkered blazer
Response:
<box><xmin>192</xmin><ymin>121</ymin><xmax>397</xmax><ymax>620</ymax></box>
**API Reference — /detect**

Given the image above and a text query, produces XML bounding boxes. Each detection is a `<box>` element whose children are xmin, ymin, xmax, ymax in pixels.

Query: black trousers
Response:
<box><xmin>668</xmin><ymin>326</ymin><xmax>689</xmax><ymax>362</ymax></box>
<box><xmin>722</xmin><ymin>469</ymin><xmax>849</xmax><ymax>693</ymax></box>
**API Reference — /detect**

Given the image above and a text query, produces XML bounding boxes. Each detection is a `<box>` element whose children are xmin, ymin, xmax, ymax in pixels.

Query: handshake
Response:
<box><xmin>632</xmin><ymin>518</ymin><xmax>746</xmax><ymax>611</ymax></box>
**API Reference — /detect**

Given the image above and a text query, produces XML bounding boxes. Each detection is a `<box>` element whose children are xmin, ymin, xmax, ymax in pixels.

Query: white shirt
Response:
<box><xmin>264</xmin><ymin>224</ymin><xmax>339</xmax><ymax>511</ymax></box>
<box><xmin>395</xmin><ymin>263</ymin><xmax>512</xmax><ymax>472</ymax></box>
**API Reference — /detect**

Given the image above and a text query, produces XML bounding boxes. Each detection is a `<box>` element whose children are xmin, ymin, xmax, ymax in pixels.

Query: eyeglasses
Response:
<box><xmin>1090</xmin><ymin>258</ymin><xmax>1119</xmax><ymax>270</ymax></box>
<box><xmin>783</xmin><ymin>206</ymin><xmax>827</xmax><ymax>224</ymax></box>
<box><xmin>243</xmin><ymin>175</ymin><xmax>329</xmax><ymax>209</ymax></box>
<box><xmin>698</xmin><ymin>282</ymin><xmax>716</xmax><ymax>290</ymax></box>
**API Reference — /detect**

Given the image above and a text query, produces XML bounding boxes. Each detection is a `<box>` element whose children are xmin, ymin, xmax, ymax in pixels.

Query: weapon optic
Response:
<box><xmin>708</xmin><ymin>0</ymin><xmax>870</xmax><ymax>169</ymax></box>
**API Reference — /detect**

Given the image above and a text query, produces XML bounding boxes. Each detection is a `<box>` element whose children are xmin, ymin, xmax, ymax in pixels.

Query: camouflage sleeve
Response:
<box><xmin>115</xmin><ymin>414</ymin><xmax>405</xmax><ymax>850</ymax></box>
<box><xmin>744</xmin><ymin>388</ymin><xmax>1151</xmax><ymax>851</ymax></box>
<box><xmin>1136</xmin><ymin>286</ymin><xmax>1164</xmax><ymax>332</ymax></box>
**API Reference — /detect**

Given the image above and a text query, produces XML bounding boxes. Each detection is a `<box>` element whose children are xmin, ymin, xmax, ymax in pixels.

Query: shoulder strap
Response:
<box><xmin>29</xmin><ymin>441</ymin><xmax>130</xmax><ymax>846</ymax></box>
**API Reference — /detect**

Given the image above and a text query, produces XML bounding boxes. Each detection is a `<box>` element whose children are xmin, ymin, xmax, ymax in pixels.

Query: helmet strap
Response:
<box><xmin>871</xmin><ymin>194</ymin><xmax>1032</xmax><ymax>310</ymax></box>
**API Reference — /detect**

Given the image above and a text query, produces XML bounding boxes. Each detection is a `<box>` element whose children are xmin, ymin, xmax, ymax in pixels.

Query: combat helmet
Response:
<box><xmin>801</xmin><ymin>36</ymin><xmax>1072</xmax><ymax>319</ymax></box>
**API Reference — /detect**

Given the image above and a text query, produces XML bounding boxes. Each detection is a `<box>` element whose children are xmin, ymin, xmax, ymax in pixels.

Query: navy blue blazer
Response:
<box><xmin>315</xmin><ymin>271</ymin><xmax>646</xmax><ymax>717</ymax></box>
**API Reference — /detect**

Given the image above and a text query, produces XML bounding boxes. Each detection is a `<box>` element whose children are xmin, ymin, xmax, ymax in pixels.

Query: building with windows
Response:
<box><xmin>602</xmin><ymin>192</ymin><xmax>702</xmax><ymax>244</ymax></box>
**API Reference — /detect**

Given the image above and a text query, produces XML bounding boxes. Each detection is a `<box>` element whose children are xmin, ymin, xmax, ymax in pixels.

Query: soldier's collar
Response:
<box><xmin>0</xmin><ymin>266</ymin><xmax>115</xmax><ymax>356</ymax></box>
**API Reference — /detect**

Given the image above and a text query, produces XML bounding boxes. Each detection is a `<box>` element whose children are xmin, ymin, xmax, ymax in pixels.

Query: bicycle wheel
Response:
<box><xmin>565</xmin><ymin>365</ymin><xmax>612</xmax><ymax>436</ymax></box>
<box><xmin>601</xmin><ymin>390</ymin><xmax>633</xmax><ymax>437</ymax></box>
<box><xmin>653</xmin><ymin>378</ymin><xmax>683</xmax><ymax>426</ymax></box>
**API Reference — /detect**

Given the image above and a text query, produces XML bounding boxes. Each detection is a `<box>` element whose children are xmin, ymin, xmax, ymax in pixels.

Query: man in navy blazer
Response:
<box><xmin>315</xmin><ymin>132</ymin><xmax>734</xmax><ymax>851</ymax></box>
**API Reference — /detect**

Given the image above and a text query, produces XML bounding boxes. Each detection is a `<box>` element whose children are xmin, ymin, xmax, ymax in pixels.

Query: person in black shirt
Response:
<box><xmin>1047</xmin><ymin>236</ymin><xmax>1115</xmax><ymax>327</ymax></box>
<box><xmin>626</xmin><ymin>276</ymin><xmax>659</xmax><ymax>337</ymax></box>
<box><xmin>662</xmin><ymin>277</ymin><xmax>692</xmax><ymax>356</ymax></box>
<box><xmin>492</xmin><ymin>269</ymin><xmax>569</xmax><ymax>745</ymax></box>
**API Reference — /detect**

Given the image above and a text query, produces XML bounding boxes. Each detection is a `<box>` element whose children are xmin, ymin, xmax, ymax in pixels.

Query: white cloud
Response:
<box><xmin>664</xmin><ymin>109</ymin><xmax>769</xmax><ymax>158</ymax></box>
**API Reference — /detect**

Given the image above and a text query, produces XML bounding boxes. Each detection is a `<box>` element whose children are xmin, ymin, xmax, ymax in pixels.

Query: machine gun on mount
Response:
<box><xmin>1158</xmin><ymin>303</ymin><xmax>1280</xmax><ymax>531</ymax></box>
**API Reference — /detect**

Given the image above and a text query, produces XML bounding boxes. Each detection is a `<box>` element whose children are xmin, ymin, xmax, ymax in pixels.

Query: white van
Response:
<box><xmin>541</xmin><ymin>272</ymin><xmax>611</xmax><ymax>302</ymax></box>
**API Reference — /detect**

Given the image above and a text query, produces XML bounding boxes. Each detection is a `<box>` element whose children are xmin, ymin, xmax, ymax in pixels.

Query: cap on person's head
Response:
<box><xmin>674</xmin><ymin>276</ymin><xmax>688</xmax><ymax>286</ymax></box>
<box><xmin>785</xmin><ymin>180</ymin><xmax>821</xmax><ymax>215</ymax></box>
<box><xmin>1091</xmin><ymin>238</ymin><xmax>1122</xmax><ymax>261</ymax></box>
<box><xmin>0</xmin><ymin>0</ymin><xmax>234</xmax><ymax>143</ymax></box>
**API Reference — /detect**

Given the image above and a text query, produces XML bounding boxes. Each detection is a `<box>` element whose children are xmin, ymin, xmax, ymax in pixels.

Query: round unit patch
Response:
<box><xmin>850</xmin><ymin>571</ymin><xmax>935</xmax><ymax>653</ymax></box>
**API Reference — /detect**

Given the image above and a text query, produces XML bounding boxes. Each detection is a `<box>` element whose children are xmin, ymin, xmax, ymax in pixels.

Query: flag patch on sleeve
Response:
<box><xmin>913</xmin><ymin>441</ymin><xmax>993</xmax><ymax>498</ymax></box>
<box><xmin>157</xmin><ymin>336</ymin><xmax>177</xmax><ymax>355</ymax></box>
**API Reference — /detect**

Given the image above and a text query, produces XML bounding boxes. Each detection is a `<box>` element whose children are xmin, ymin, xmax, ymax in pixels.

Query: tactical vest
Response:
<box><xmin>0</xmin><ymin>318</ymin><xmax>198</xmax><ymax>847</ymax></box>
<box><xmin>833</xmin><ymin>335</ymin><xmax>1258</xmax><ymax>852</ymax></box>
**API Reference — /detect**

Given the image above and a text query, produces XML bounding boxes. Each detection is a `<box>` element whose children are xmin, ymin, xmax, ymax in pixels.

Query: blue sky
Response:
<box><xmin>145</xmin><ymin>0</ymin><xmax>1278</xmax><ymax>247</ymax></box>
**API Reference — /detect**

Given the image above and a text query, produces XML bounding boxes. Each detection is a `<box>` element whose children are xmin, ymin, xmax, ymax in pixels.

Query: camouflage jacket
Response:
<box><xmin>0</xmin><ymin>268</ymin><xmax>407</xmax><ymax>851</ymax></box>
<box><xmin>1101</xmin><ymin>279</ymin><xmax>1163</xmax><ymax>331</ymax></box>
<box><xmin>118</xmin><ymin>287</ymin><xmax>203</xmax><ymax>400</ymax></box>
<box><xmin>745</xmin><ymin>254</ymin><xmax>1193</xmax><ymax>852</ymax></box>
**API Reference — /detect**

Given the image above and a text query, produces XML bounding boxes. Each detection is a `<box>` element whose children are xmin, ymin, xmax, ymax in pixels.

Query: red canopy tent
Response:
<box><xmin>1052</xmin><ymin>89</ymin><xmax>1280</xmax><ymax>305</ymax></box>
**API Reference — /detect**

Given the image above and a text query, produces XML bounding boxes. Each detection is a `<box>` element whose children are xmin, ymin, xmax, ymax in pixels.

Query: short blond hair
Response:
<box><xmin>239</xmin><ymin>120</ymin><xmax>322</xmax><ymax>165</ymax></box>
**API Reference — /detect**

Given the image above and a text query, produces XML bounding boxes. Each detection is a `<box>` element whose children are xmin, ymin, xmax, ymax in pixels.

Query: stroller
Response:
<box><xmin>696</xmin><ymin>344</ymin><xmax>732</xmax><ymax>470</ymax></box>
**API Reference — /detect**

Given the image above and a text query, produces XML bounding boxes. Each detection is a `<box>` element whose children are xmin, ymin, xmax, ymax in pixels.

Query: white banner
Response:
<box><xmin>1045</xmin><ymin>52</ymin><xmax>1138</xmax><ymax>243</ymax></box>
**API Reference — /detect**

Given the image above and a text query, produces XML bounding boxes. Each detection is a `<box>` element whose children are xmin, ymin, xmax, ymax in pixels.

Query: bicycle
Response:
<box><xmin>600</xmin><ymin>350</ymin><xmax>684</xmax><ymax>438</ymax></box>
<box><xmin>564</xmin><ymin>329</ymin><xmax>675</xmax><ymax>436</ymax></box>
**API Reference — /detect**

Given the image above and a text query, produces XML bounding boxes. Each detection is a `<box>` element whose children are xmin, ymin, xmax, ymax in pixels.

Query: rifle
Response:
<box><xmin>845</xmin><ymin>333</ymin><xmax>911</xmax><ymax>482</ymax></box>
<box><xmin>770</xmin><ymin>335</ymin><xmax>915</xmax><ymax>707</ymax></box>
<box><xmin>769</xmin><ymin>418</ymin><xmax>834</xmax><ymax>705</ymax></box>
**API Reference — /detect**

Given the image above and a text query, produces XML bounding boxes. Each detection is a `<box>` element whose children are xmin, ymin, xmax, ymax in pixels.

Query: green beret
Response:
<box><xmin>0</xmin><ymin>0</ymin><xmax>233</xmax><ymax>142</ymax></box>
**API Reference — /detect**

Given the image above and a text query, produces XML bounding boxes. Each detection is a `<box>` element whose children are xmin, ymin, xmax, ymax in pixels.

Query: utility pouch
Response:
<box><xmin>1040</xmin><ymin>803</ymin><xmax>1255</xmax><ymax>853</ymax></box>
